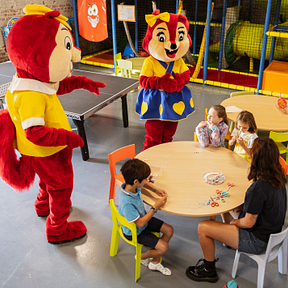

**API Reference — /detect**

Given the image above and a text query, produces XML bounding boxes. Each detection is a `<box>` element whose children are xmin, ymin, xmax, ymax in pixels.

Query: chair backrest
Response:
<box><xmin>114</xmin><ymin>52</ymin><xmax>122</xmax><ymax>76</ymax></box>
<box><xmin>110</xmin><ymin>199</ymin><xmax>138</xmax><ymax>246</ymax></box>
<box><xmin>264</xmin><ymin>226</ymin><xmax>288</xmax><ymax>263</ymax></box>
<box><xmin>117</xmin><ymin>59</ymin><xmax>133</xmax><ymax>78</ymax></box>
<box><xmin>108</xmin><ymin>144</ymin><xmax>135</xmax><ymax>181</ymax></box>
<box><xmin>204</xmin><ymin>108</ymin><xmax>208</xmax><ymax>121</ymax></box>
<box><xmin>269</xmin><ymin>131</ymin><xmax>288</xmax><ymax>143</ymax></box>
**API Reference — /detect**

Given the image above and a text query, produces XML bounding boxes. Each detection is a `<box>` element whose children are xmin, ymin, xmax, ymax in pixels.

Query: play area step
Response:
<box><xmin>262</xmin><ymin>60</ymin><xmax>288</xmax><ymax>94</ymax></box>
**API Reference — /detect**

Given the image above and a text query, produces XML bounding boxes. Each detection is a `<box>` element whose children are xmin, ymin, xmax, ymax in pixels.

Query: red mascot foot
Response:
<box><xmin>47</xmin><ymin>221</ymin><xmax>87</xmax><ymax>244</ymax></box>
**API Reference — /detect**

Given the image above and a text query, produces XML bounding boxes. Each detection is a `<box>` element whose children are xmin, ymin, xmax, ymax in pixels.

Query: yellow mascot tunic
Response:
<box><xmin>6</xmin><ymin>76</ymin><xmax>71</xmax><ymax>157</ymax></box>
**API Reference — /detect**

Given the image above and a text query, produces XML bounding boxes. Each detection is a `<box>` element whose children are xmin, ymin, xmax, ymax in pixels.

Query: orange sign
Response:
<box><xmin>78</xmin><ymin>0</ymin><xmax>108</xmax><ymax>42</ymax></box>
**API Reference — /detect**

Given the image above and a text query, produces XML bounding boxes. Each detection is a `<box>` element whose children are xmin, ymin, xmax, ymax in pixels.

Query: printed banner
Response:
<box><xmin>78</xmin><ymin>0</ymin><xmax>108</xmax><ymax>42</ymax></box>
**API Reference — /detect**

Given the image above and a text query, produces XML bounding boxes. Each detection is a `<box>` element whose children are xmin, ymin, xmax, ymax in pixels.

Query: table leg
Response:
<box><xmin>121</xmin><ymin>94</ymin><xmax>128</xmax><ymax>128</ymax></box>
<box><xmin>72</xmin><ymin>119</ymin><xmax>89</xmax><ymax>161</ymax></box>
<box><xmin>209</xmin><ymin>215</ymin><xmax>216</xmax><ymax>221</ymax></box>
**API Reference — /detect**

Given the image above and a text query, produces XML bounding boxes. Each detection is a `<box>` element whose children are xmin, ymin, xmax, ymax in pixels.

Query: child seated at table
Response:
<box><xmin>186</xmin><ymin>137</ymin><xmax>287</xmax><ymax>283</ymax></box>
<box><xmin>195</xmin><ymin>105</ymin><xmax>228</xmax><ymax>147</ymax></box>
<box><xmin>229</xmin><ymin>110</ymin><xmax>258</xmax><ymax>163</ymax></box>
<box><xmin>119</xmin><ymin>158</ymin><xmax>174</xmax><ymax>276</ymax></box>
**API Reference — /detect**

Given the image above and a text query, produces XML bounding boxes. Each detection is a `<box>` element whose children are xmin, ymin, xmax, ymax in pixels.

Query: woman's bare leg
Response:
<box><xmin>198</xmin><ymin>220</ymin><xmax>239</xmax><ymax>261</ymax></box>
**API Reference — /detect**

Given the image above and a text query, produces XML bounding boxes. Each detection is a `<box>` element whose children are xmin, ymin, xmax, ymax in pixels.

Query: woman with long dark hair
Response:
<box><xmin>186</xmin><ymin>137</ymin><xmax>287</xmax><ymax>283</ymax></box>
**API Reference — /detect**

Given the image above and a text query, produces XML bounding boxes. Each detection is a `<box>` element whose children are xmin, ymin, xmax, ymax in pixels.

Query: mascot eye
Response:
<box><xmin>92</xmin><ymin>4</ymin><xmax>98</xmax><ymax>16</ymax></box>
<box><xmin>64</xmin><ymin>36</ymin><xmax>72</xmax><ymax>50</ymax></box>
<box><xmin>88</xmin><ymin>7</ymin><xmax>93</xmax><ymax>16</ymax></box>
<box><xmin>178</xmin><ymin>31</ymin><xmax>185</xmax><ymax>41</ymax></box>
<box><xmin>157</xmin><ymin>32</ymin><xmax>166</xmax><ymax>43</ymax></box>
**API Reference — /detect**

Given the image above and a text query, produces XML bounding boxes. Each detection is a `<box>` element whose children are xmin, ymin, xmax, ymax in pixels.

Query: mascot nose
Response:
<box><xmin>170</xmin><ymin>43</ymin><xmax>177</xmax><ymax>50</ymax></box>
<box><xmin>72</xmin><ymin>47</ymin><xmax>81</xmax><ymax>62</ymax></box>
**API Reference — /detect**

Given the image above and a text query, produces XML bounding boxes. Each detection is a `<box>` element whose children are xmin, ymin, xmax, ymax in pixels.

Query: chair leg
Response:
<box><xmin>231</xmin><ymin>250</ymin><xmax>241</xmax><ymax>278</ymax></box>
<box><xmin>256</xmin><ymin>261</ymin><xmax>266</xmax><ymax>288</ymax></box>
<box><xmin>110</xmin><ymin>225</ymin><xmax>120</xmax><ymax>257</ymax></box>
<box><xmin>135</xmin><ymin>244</ymin><xmax>142</xmax><ymax>282</ymax></box>
<box><xmin>278</xmin><ymin>238</ymin><xmax>288</xmax><ymax>274</ymax></box>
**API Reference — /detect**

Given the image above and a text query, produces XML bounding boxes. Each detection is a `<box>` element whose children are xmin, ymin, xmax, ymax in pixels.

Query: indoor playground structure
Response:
<box><xmin>70</xmin><ymin>0</ymin><xmax>288</xmax><ymax>97</ymax></box>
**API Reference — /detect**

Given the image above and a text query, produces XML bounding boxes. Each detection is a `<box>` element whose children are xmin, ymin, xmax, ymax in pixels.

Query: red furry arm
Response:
<box><xmin>57</xmin><ymin>75</ymin><xmax>106</xmax><ymax>95</ymax></box>
<box><xmin>25</xmin><ymin>126</ymin><xmax>84</xmax><ymax>149</ymax></box>
<box><xmin>174</xmin><ymin>70</ymin><xmax>191</xmax><ymax>92</ymax></box>
<box><xmin>140</xmin><ymin>73</ymin><xmax>177</xmax><ymax>93</ymax></box>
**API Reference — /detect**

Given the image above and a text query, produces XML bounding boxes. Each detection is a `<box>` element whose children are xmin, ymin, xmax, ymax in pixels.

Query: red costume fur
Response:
<box><xmin>0</xmin><ymin>5</ymin><xmax>105</xmax><ymax>244</ymax></box>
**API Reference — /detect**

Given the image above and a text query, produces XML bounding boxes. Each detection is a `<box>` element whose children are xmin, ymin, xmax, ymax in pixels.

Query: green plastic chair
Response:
<box><xmin>109</xmin><ymin>199</ymin><xmax>160</xmax><ymax>282</ymax></box>
<box><xmin>269</xmin><ymin>131</ymin><xmax>288</xmax><ymax>166</ymax></box>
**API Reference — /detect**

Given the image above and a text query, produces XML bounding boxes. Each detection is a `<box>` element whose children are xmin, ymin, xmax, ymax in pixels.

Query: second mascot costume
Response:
<box><xmin>0</xmin><ymin>5</ymin><xmax>106</xmax><ymax>244</ymax></box>
<box><xmin>135</xmin><ymin>10</ymin><xmax>195</xmax><ymax>150</ymax></box>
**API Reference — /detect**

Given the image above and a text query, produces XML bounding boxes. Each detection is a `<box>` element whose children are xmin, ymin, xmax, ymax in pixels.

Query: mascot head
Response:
<box><xmin>7</xmin><ymin>5</ymin><xmax>81</xmax><ymax>83</ymax></box>
<box><xmin>142</xmin><ymin>10</ymin><xmax>191</xmax><ymax>62</ymax></box>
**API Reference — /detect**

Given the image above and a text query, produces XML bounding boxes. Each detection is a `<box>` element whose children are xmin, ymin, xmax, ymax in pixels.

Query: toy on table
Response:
<box><xmin>277</xmin><ymin>96</ymin><xmax>288</xmax><ymax>114</ymax></box>
<box><xmin>0</xmin><ymin>5</ymin><xmax>106</xmax><ymax>244</ymax></box>
<box><xmin>135</xmin><ymin>10</ymin><xmax>195</xmax><ymax>151</ymax></box>
<box><xmin>203</xmin><ymin>172</ymin><xmax>225</xmax><ymax>185</ymax></box>
<box><xmin>198</xmin><ymin>183</ymin><xmax>235</xmax><ymax>208</ymax></box>
<box><xmin>148</xmin><ymin>165</ymin><xmax>162</xmax><ymax>183</ymax></box>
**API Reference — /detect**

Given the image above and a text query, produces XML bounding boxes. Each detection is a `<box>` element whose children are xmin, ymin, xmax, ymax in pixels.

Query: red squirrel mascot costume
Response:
<box><xmin>135</xmin><ymin>10</ymin><xmax>195</xmax><ymax>150</ymax></box>
<box><xmin>0</xmin><ymin>5</ymin><xmax>106</xmax><ymax>244</ymax></box>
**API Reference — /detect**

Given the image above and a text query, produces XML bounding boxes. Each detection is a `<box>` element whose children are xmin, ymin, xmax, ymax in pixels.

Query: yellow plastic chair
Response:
<box><xmin>114</xmin><ymin>52</ymin><xmax>122</xmax><ymax>76</ymax></box>
<box><xmin>109</xmin><ymin>199</ymin><xmax>161</xmax><ymax>282</ymax></box>
<box><xmin>108</xmin><ymin>144</ymin><xmax>135</xmax><ymax>203</ymax></box>
<box><xmin>269</xmin><ymin>131</ymin><xmax>288</xmax><ymax>165</ymax></box>
<box><xmin>109</xmin><ymin>199</ymin><xmax>144</xmax><ymax>282</ymax></box>
<box><xmin>117</xmin><ymin>59</ymin><xmax>139</xmax><ymax>79</ymax></box>
<box><xmin>231</xmin><ymin>226</ymin><xmax>288</xmax><ymax>288</ymax></box>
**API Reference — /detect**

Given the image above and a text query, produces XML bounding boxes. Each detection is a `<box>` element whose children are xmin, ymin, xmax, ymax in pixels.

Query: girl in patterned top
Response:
<box><xmin>195</xmin><ymin>105</ymin><xmax>228</xmax><ymax>148</ymax></box>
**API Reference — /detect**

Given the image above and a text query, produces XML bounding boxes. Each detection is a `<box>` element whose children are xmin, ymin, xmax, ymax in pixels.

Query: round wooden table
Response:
<box><xmin>136</xmin><ymin>141</ymin><xmax>251</xmax><ymax>218</ymax></box>
<box><xmin>221</xmin><ymin>94</ymin><xmax>288</xmax><ymax>131</ymax></box>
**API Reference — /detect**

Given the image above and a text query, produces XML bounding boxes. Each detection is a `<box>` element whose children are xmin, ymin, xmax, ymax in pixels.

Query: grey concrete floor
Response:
<box><xmin>0</xmin><ymin>64</ymin><xmax>287</xmax><ymax>288</ymax></box>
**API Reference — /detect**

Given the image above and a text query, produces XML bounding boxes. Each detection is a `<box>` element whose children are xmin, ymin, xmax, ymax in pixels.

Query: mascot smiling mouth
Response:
<box><xmin>88</xmin><ymin>15</ymin><xmax>99</xmax><ymax>28</ymax></box>
<box><xmin>165</xmin><ymin>48</ymin><xmax>178</xmax><ymax>58</ymax></box>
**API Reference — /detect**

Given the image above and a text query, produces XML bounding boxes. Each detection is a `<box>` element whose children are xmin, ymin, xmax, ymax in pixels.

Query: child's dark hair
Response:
<box><xmin>248</xmin><ymin>137</ymin><xmax>286</xmax><ymax>189</ymax></box>
<box><xmin>211</xmin><ymin>105</ymin><xmax>228</xmax><ymax>125</ymax></box>
<box><xmin>120</xmin><ymin>158</ymin><xmax>151</xmax><ymax>185</ymax></box>
<box><xmin>236</xmin><ymin>110</ymin><xmax>257</xmax><ymax>133</ymax></box>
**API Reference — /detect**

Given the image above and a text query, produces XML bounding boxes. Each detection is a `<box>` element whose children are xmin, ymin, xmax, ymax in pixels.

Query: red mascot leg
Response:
<box><xmin>34</xmin><ymin>179</ymin><xmax>50</xmax><ymax>217</ymax></box>
<box><xmin>162</xmin><ymin>121</ymin><xmax>178</xmax><ymax>143</ymax></box>
<box><xmin>30</xmin><ymin>148</ymin><xmax>86</xmax><ymax>244</ymax></box>
<box><xmin>143</xmin><ymin>120</ymin><xmax>164</xmax><ymax>151</ymax></box>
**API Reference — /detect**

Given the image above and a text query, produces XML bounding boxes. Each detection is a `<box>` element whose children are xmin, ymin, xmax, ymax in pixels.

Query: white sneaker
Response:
<box><xmin>148</xmin><ymin>262</ymin><xmax>172</xmax><ymax>276</ymax></box>
<box><xmin>135</xmin><ymin>255</ymin><xmax>150</xmax><ymax>267</ymax></box>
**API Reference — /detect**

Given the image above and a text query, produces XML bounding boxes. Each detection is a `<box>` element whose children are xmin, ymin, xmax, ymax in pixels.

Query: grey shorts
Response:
<box><xmin>238</xmin><ymin>228</ymin><xmax>267</xmax><ymax>254</ymax></box>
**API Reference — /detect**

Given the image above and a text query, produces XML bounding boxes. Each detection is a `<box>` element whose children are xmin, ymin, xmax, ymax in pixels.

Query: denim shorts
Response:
<box><xmin>123</xmin><ymin>217</ymin><xmax>164</xmax><ymax>248</ymax></box>
<box><xmin>238</xmin><ymin>228</ymin><xmax>267</xmax><ymax>254</ymax></box>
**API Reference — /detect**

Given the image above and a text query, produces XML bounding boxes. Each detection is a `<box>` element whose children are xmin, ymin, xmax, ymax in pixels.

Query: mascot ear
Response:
<box><xmin>152</xmin><ymin>9</ymin><xmax>160</xmax><ymax>15</ymax></box>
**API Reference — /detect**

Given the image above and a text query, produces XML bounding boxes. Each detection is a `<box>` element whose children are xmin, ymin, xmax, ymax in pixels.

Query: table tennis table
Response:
<box><xmin>0</xmin><ymin>61</ymin><xmax>139</xmax><ymax>161</ymax></box>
